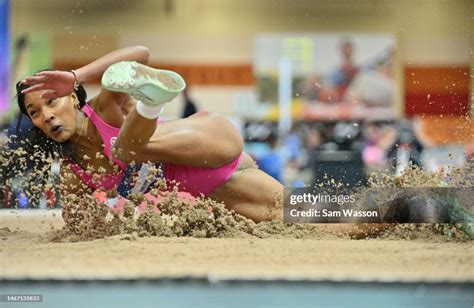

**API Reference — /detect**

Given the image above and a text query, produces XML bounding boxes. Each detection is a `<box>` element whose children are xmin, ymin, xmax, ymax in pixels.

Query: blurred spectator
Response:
<box><xmin>18</xmin><ymin>192</ymin><xmax>30</xmax><ymax>209</ymax></box>
<box><xmin>304</xmin><ymin>126</ymin><xmax>324</xmax><ymax>151</ymax></box>
<box><xmin>256</xmin><ymin>133</ymin><xmax>283</xmax><ymax>182</ymax></box>
<box><xmin>333</xmin><ymin>122</ymin><xmax>361</xmax><ymax>151</ymax></box>
<box><xmin>278</xmin><ymin>125</ymin><xmax>301</xmax><ymax>163</ymax></box>
<box><xmin>362</xmin><ymin>122</ymin><xmax>397</xmax><ymax>170</ymax></box>
<box><xmin>319</xmin><ymin>123</ymin><xmax>339</xmax><ymax>151</ymax></box>
<box><xmin>386</xmin><ymin>120</ymin><xmax>423</xmax><ymax>175</ymax></box>
<box><xmin>181</xmin><ymin>87</ymin><xmax>197</xmax><ymax>118</ymax></box>
<box><xmin>327</xmin><ymin>37</ymin><xmax>359</xmax><ymax>100</ymax></box>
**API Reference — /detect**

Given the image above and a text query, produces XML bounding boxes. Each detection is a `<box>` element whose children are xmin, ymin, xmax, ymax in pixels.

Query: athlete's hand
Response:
<box><xmin>21</xmin><ymin>70</ymin><xmax>77</xmax><ymax>100</ymax></box>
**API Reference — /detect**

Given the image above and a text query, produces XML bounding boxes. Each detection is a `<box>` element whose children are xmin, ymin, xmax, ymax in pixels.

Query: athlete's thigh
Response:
<box><xmin>150</xmin><ymin>113</ymin><xmax>212</xmax><ymax>142</ymax></box>
<box><xmin>149</xmin><ymin>113</ymin><xmax>242</xmax><ymax>156</ymax></box>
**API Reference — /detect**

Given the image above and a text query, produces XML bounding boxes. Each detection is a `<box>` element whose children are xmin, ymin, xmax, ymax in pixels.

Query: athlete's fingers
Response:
<box><xmin>21</xmin><ymin>75</ymin><xmax>46</xmax><ymax>85</ymax></box>
<box><xmin>21</xmin><ymin>83</ymin><xmax>46</xmax><ymax>94</ymax></box>
<box><xmin>34</xmin><ymin>71</ymin><xmax>53</xmax><ymax>76</ymax></box>
<box><xmin>35</xmin><ymin>71</ymin><xmax>58</xmax><ymax>81</ymax></box>
<box><xmin>35</xmin><ymin>72</ymin><xmax>54</xmax><ymax>82</ymax></box>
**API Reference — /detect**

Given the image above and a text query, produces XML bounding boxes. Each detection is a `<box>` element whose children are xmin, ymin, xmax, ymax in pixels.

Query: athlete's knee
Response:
<box><xmin>196</xmin><ymin>113</ymin><xmax>243</xmax><ymax>167</ymax></box>
<box><xmin>211</xmin><ymin>129</ymin><xmax>243</xmax><ymax>167</ymax></box>
<box><xmin>223</xmin><ymin>138</ymin><xmax>243</xmax><ymax>165</ymax></box>
<box><xmin>196</xmin><ymin>134</ymin><xmax>240</xmax><ymax>168</ymax></box>
<box><xmin>212</xmin><ymin>113</ymin><xmax>243</xmax><ymax>159</ymax></box>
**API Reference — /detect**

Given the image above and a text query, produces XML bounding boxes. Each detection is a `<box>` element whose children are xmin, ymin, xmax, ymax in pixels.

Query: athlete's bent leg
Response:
<box><xmin>113</xmin><ymin>109</ymin><xmax>243</xmax><ymax>168</ymax></box>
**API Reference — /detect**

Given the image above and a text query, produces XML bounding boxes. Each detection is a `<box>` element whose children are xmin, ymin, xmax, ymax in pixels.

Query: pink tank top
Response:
<box><xmin>67</xmin><ymin>103</ymin><xmax>128</xmax><ymax>191</ymax></box>
<box><xmin>67</xmin><ymin>108</ymin><xmax>242</xmax><ymax>197</ymax></box>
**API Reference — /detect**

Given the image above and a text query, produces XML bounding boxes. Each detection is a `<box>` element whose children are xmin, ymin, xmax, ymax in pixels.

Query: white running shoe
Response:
<box><xmin>101</xmin><ymin>61</ymin><xmax>186</xmax><ymax>106</ymax></box>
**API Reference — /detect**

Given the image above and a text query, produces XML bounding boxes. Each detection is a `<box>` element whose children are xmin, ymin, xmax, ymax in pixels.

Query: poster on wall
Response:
<box><xmin>254</xmin><ymin>33</ymin><xmax>397</xmax><ymax>121</ymax></box>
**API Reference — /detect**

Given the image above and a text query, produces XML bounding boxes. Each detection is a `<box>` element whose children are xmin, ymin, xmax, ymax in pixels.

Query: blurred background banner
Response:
<box><xmin>0</xmin><ymin>0</ymin><xmax>9</xmax><ymax>116</ymax></box>
<box><xmin>254</xmin><ymin>33</ymin><xmax>397</xmax><ymax>122</ymax></box>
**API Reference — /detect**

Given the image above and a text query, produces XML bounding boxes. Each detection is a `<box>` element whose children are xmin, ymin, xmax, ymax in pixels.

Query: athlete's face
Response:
<box><xmin>24</xmin><ymin>91</ymin><xmax>80</xmax><ymax>143</ymax></box>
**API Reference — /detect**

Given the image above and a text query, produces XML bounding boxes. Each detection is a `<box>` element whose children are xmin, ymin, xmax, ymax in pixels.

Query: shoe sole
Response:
<box><xmin>101</xmin><ymin>61</ymin><xmax>186</xmax><ymax>106</ymax></box>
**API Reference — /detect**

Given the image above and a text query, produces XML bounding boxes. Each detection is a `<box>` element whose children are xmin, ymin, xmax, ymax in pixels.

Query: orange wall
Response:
<box><xmin>405</xmin><ymin>66</ymin><xmax>470</xmax><ymax>116</ymax></box>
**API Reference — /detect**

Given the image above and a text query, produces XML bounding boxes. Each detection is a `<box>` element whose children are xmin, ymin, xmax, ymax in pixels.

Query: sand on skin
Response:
<box><xmin>1</xmin><ymin>210</ymin><xmax>473</xmax><ymax>282</ymax></box>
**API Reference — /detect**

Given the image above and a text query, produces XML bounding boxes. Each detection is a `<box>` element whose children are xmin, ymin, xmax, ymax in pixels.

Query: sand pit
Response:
<box><xmin>1</xmin><ymin>139</ymin><xmax>473</xmax><ymax>285</ymax></box>
<box><xmin>1</xmin><ymin>209</ymin><xmax>473</xmax><ymax>282</ymax></box>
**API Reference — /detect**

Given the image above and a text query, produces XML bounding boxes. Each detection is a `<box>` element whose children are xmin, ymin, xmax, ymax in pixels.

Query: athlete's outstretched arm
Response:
<box><xmin>20</xmin><ymin>46</ymin><xmax>150</xmax><ymax>100</ymax></box>
<box><xmin>73</xmin><ymin>46</ymin><xmax>150</xmax><ymax>86</ymax></box>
